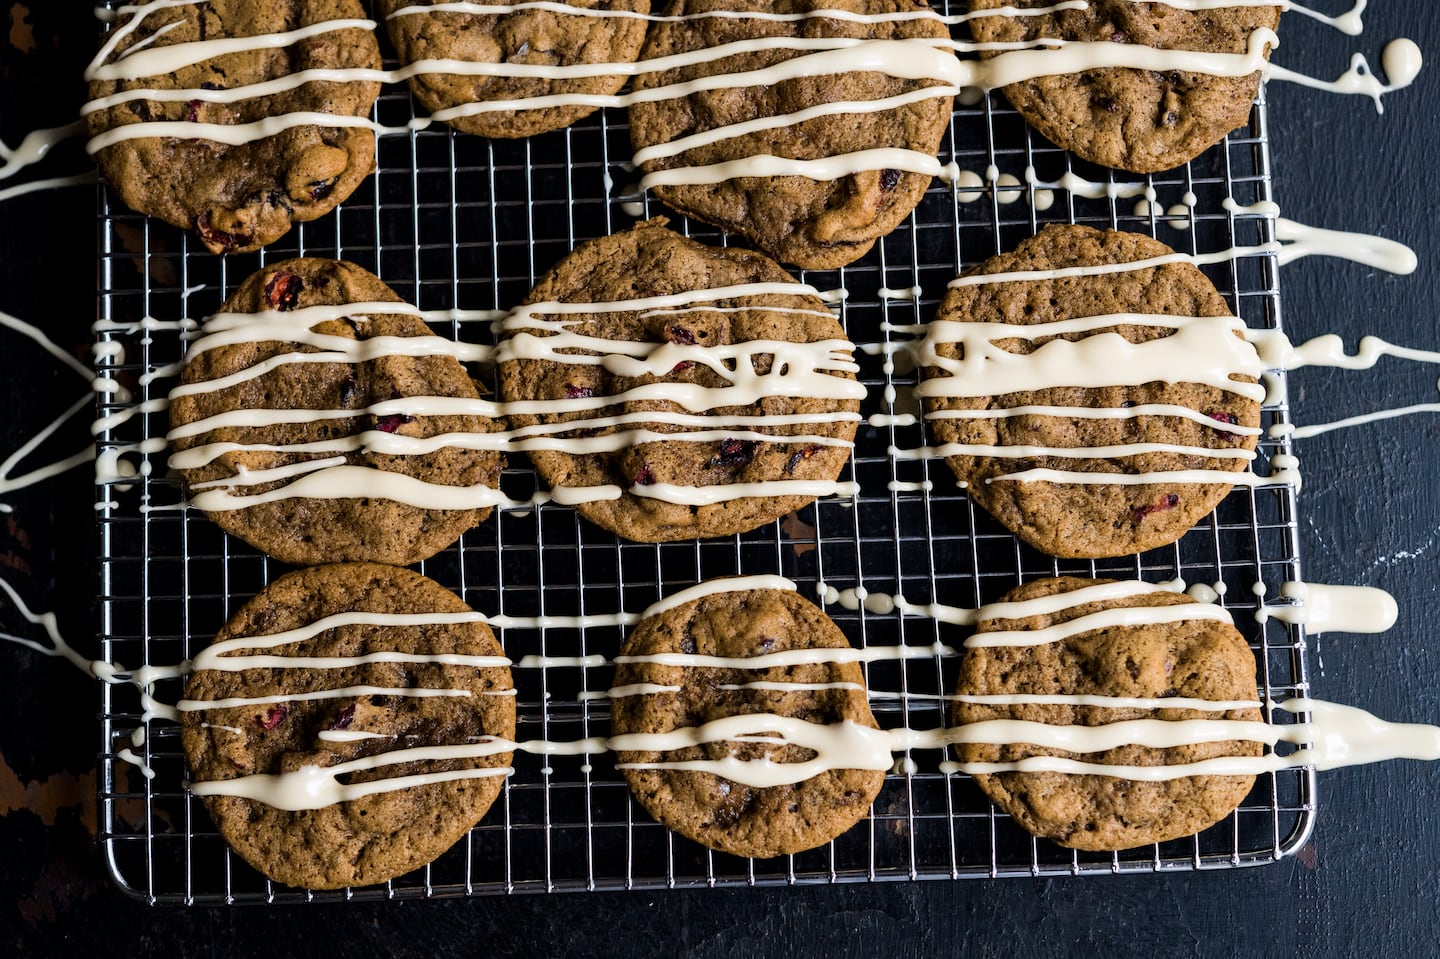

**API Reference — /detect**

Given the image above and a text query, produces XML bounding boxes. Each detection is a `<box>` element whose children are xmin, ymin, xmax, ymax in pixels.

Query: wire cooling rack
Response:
<box><xmin>92</xmin><ymin>4</ymin><xmax>1313</xmax><ymax>905</ymax></box>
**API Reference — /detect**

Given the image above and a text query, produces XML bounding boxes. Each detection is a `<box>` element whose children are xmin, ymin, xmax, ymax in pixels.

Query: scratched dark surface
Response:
<box><xmin>1</xmin><ymin>3</ymin><xmax>1438</xmax><ymax>956</ymax></box>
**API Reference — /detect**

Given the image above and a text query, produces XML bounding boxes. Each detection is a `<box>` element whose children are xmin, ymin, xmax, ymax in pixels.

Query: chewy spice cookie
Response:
<box><xmin>378</xmin><ymin>0</ymin><xmax>651</xmax><ymax>138</ymax></box>
<box><xmin>86</xmin><ymin>0</ymin><xmax>383</xmax><ymax>253</ymax></box>
<box><xmin>954</xmin><ymin>577</ymin><xmax>1263</xmax><ymax>851</ymax></box>
<box><xmin>966</xmin><ymin>0</ymin><xmax>1282</xmax><ymax>173</ymax></box>
<box><xmin>181</xmin><ymin>564</ymin><xmax>515</xmax><ymax>889</ymax></box>
<box><xmin>919</xmin><ymin>224</ymin><xmax>1261</xmax><ymax>559</ymax></box>
<box><xmin>169</xmin><ymin>258</ymin><xmax>505</xmax><ymax>566</ymax></box>
<box><xmin>497</xmin><ymin>219</ymin><xmax>860</xmax><ymax>542</ymax></box>
<box><xmin>611</xmin><ymin>582</ymin><xmax>885</xmax><ymax>857</ymax></box>
<box><xmin>630</xmin><ymin>0</ymin><xmax>954</xmax><ymax>269</ymax></box>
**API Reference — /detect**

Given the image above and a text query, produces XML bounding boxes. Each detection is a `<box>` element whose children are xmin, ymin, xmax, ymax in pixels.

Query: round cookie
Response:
<box><xmin>180</xmin><ymin>563</ymin><xmax>516</xmax><ymax>889</ymax></box>
<box><xmin>377</xmin><ymin>0</ymin><xmax>651</xmax><ymax>139</ymax></box>
<box><xmin>86</xmin><ymin>1</ymin><xmax>382</xmax><ymax>253</ymax></box>
<box><xmin>954</xmin><ymin>576</ymin><xmax>1263</xmax><ymax>851</ymax></box>
<box><xmin>497</xmin><ymin>218</ymin><xmax>860</xmax><ymax>542</ymax></box>
<box><xmin>966</xmin><ymin>0</ymin><xmax>1282</xmax><ymax>173</ymax></box>
<box><xmin>611</xmin><ymin>581</ymin><xmax>886</xmax><ymax>857</ymax></box>
<box><xmin>629</xmin><ymin>0</ymin><xmax>955</xmax><ymax>270</ymax></box>
<box><xmin>169</xmin><ymin>258</ymin><xmax>505</xmax><ymax>567</ymax></box>
<box><xmin>918</xmin><ymin>224</ymin><xmax>1261</xmax><ymax>559</ymax></box>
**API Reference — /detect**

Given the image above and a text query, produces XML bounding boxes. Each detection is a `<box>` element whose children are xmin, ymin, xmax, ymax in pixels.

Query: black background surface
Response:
<box><xmin>1</xmin><ymin>3</ymin><xmax>1437</xmax><ymax>956</ymax></box>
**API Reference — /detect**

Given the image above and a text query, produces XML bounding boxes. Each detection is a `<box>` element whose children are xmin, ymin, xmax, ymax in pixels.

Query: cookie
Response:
<box><xmin>954</xmin><ymin>576</ymin><xmax>1262</xmax><ymax>851</ymax></box>
<box><xmin>180</xmin><ymin>563</ymin><xmax>516</xmax><ymax>889</ymax></box>
<box><xmin>168</xmin><ymin>258</ymin><xmax>505</xmax><ymax>567</ymax></box>
<box><xmin>966</xmin><ymin>0</ymin><xmax>1281</xmax><ymax>173</ymax></box>
<box><xmin>85</xmin><ymin>1</ymin><xmax>382</xmax><ymax>253</ymax></box>
<box><xmin>629</xmin><ymin>0</ymin><xmax>955</xmax><ymax>270</ymax></box>
<box><xmin>496</xmin><ymin>218</ymin><xmax>861</xmax><ymax>542</ymax></box>
<box><xmin>611</xmin><ymin>580</ymin><xmax>886</xmax><ymax>857</ymax></box>
<box><xmin>377</xmin><ymin>0</ymin><xmax>651</xmax><ymax>139</ymax></box>
<box><xmin>917</xmin><ymin>224</ymin><xmax>1261</xmax><ymax>559</ymax></box>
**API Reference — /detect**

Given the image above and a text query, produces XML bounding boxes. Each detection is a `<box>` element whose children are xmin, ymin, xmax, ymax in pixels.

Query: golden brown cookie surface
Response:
<box><xmin>180</xmin><ymin>564</ymin><xmax>515</xmax><ymax>890</ymax></box>
<box><xmin>87</xmin><ymin>0</ymin><xmax>382</xmax><ymax>253</ymax></box>
<box><xmin>630</xmin><ymin>0</ymin><xmax>955</xmax><ymax>269</ymax></box>
<box><xmin>498</xmin><ymin>219</ymin><xmax>859</xmax><ymax>542</ymax></box>
<box><xmin>169</xmin><ymin>258</ymin><xmax>505</xmax><ymax>566</ymax></box>
<box><xmin>919</xmin><ymin>224</ymin><xmax>1261</xmax><ymax>559</ymax></box>
<box><xmin>612</xmin><ymin>582</ymin><xmax>885</xmax><ymax>857</ymax></box>
<box><xmin>967</xmin><ymin>0</ymin><xmax>1282</xmax><ymax>173</ymax></box>
<box><xmin>955</xmin><ymin>576</ymin><xmax>1262</xmax><ymax>851</ymax></box>
<box><xmin>377</xmin><ymin>0</ymin><xmax>651</xmax><ymax>138</ymax></box>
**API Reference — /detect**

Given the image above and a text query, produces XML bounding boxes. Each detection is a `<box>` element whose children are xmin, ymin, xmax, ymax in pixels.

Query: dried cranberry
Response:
<box><xmin>185</xmin><ymin>99</ymin><xmax>202</xmax><ymax>123</ymax></box>
<box><xmin>1208</xmin><ymin>410</ymin><xmax>1239</xmax><ymax>426</ymax></box>
<box><xmin>564</xmin><ymin>384</ymin><xmax>594</xmax><ymax>399</ymax></box>
<box><xmin>258</xmin><ymin>705</ymin><xmax>287</xmax><ymax>729</ymax></box>
<box><xmin>263</xmin><ymin>271</ymin><xmax>304</xmax><ymax>311</ymax></box>
<box><xmin>308</xmin><ymin>177</ymin><xmax>338</xmax><ymax>201</ymax></box>
<box><xmin>665</xmin><ymin>324</ymin><xmax>697</xmax><ymax>346</ymax></box>
<box><xmin>664</xmin><ymin>324</ymin><xmax>698</xmax><ymax>372</ymax></box>
<box><xmin>634</xmin><ymin>464</ymin><xmax>656</xmax><ymax>486</ymax></box>
<box><xmin>711</xmin><ymin>438</ymin><xmax>759</xmax><ymax>469</ymax></box>
<box><xmin>196</xmin><ymin>212</ymin><xmax>248</xmax><ymax>253</ymax></box>
<box><xmin>329</xmin><ymin>705</ymin><xmax>356</xmax><ymax>731</ymax></box>
<box><xmin>1093</xmin><ymin>96</ymin><xmax>1119</xmax><ymax>114</ymax></box>
<box><xmin>374</xmin><ymin>412</ymin><xmax>415</xmax><ymax>433</ymax></box>
<box><xmin>1130</xmin><ymin>493</ymin><xmax>1181</xmax><ymax>524</ymax></box>
<box><xmin>338</xmin><ymin>376</ymin><xmax>360</xmax><ymax>407</ymax></box>
<box><xmin>785</xmin><ymin>444</ymin><xmax>823</xmax><ymax>475</ymax></box>
<box><xmin>879</xmin><ymin>168</ymin><xmax>902</xmax><ymax>192</ymax></box>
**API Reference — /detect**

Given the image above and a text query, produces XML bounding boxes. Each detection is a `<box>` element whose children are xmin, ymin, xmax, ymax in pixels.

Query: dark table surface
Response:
<box><xmin>2</xmin><ymin>3</ymin><xmax>1438</xmax><ymax>956</ymax></box>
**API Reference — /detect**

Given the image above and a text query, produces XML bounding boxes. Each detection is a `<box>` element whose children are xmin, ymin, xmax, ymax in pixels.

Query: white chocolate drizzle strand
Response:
<box><xmin>890</xmin><ymin>308</ymin><xmax>1276</xmax><ymax>487</ymax></box>
<box><xmin>0</xmin><ymin>310</ymin><xmax>99</xmax><ymax>511</ymax></box>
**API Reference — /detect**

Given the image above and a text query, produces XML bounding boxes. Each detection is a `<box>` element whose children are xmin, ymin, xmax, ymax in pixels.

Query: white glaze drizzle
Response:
<box><xmin>941</xmin><ymin>699</ymin><xmax>1440</xmax><ymax>779</ymax></box>
<box><xmin>85</xmin><ymin>17</ymin><xmax>379</xmax><ymax>82</ymax></box>
<box><xmin>1146</xmin><ymin>0</ymin><xmax>1365</xmax><ymax>35</ymax></box>
<box><xmin>946</xmin><ymin>216</ymin><xmax>1417</xmax><ymax>287</ymax></box>
<box><xmin>892</xmin><ymin>440</ymin><xmax>1255</xmax><ymax>462</ymax></box>
<box><xmin>0</xmin><ymin>121</ymin><xmax>87</xmax><ymax>182</ymax></box>
<box><xmin>189</xmin><ymin>693</ymin><xmax>1440</xmax><ymax>803</ymax></box>
<box><xmin>0</xmin><ymin>171</ymin><xmax>97</xmax><ymax>205</ymax></box>
<box><xmin>167</xmin><ymin>411</ymin><xmax>856</xmax><ymax>472</ymax></box>
<box><xmin>911</xmin><ymin>314</ymin><xmax>1265</xmax><ymax>401</ymax></box>
<box><xmin>1246</xmin><ymin>328</ymin><xmax>1440</xmax><ymax>439</ymax></box>
<box><xmin>0</xmin><ymin>310</ymin><xmax>99</xmax><ymax>509</ymax></box>
<box><xmin>175</xmin><ymin>684</ymin><xmax>476</xmax><ymax>712</ymax></box>
<box><xmin>1268</xmin><ymin>38</ymin><xmax>1423</xmax><ymax>113</ymax></box>
<box><xmin>1255</xmin><ymin>582</ymin><xmax>1398</xmax><ymax>635</ymax></box>
<box><xmin>923</xmin><ymin>403</ymin><xmax>1261</xmax><ymax>437</ymax></box>
<box><xmin>965</xmin><ymin>603</ymin><xmax>1233</xmax><ymax>649</ymax></box>
<box><xmin>638</xmin><ymin>574</ymin><xmax>796</xmax><ymax>619</ymax></box>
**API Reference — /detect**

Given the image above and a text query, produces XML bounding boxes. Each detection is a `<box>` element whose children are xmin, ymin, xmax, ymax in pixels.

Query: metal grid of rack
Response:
<box><xmin>92</xmin><ymin>3</ymin><xmax>1313</xmax><ymax>905</ymax></box>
